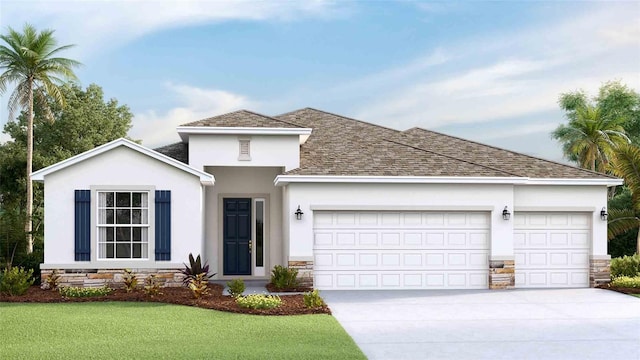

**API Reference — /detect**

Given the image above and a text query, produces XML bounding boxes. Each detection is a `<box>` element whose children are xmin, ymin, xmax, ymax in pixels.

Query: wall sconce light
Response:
<box><xmin>294</xmin><ymin>205</ymin><xmax>304</xmax><ymax>220</ymax></box>
<box><xmin>502</xmin><ymin>206</ymin><xmax>511</xmax><ymax>221</ymax></box>
<box><xmin>600</xmin><ymin>207</ymin><xmax>608</xmax><ymax>221</ymax></box>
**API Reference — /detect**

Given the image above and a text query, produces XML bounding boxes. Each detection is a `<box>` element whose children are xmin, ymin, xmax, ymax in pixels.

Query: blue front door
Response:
<box><xmin>223</xmin><ymin>198</ymin><xmax>252</xmax><ymax>275</ymax></box>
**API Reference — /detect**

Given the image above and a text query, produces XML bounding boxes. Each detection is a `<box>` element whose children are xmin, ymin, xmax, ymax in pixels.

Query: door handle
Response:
<box><xmin>248</xmin><ymin>241</ymin><xmax>252</xmax><ymax>253</ymax></box>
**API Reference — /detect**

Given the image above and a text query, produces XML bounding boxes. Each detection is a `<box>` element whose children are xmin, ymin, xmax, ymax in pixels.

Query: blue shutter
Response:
<box><xmin>155</xmin><ymin>190</ymin><xmax>171</xmax><ymax>261</ymax></box>
<box><xmin>74</xmin><ymin>190</ymin><xmax>91</xmax><ymax>261</ymax></box>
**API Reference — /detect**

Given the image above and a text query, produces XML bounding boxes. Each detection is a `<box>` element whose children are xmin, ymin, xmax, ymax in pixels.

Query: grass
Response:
<box><xmin>0</xmin><ymin>302</ymin><xmax>365</xmax><ymax>360</ymax></box>
<box><xmin>632</xmin><ymin>294</ymin><xmax>640</xmax><ymax>298</ymax></box>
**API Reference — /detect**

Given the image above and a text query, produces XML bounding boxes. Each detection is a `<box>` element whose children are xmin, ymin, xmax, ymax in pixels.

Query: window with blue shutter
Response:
<box><xmin>74</xmin><ymin>190</ymin><xmax>91</xmax><ymax>261</ymax></box>
<box><xmin>155</xmin><ymin>190</ymin><xmax>171</xmax><ymax>261</ymax></box>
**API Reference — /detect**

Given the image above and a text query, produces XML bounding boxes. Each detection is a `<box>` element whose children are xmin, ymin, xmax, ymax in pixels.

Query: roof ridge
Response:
<box><xmin>276</xmin><ymin>107</ymin><xmax>404</xmax><ymax>135</ymax></box>
<box><xmin>181</xmin><ymin>109</ymin><xmax>303</xmax><ymax>128</ymax></box>
<box><xmin>406</xmin><ymin>127</ymin><xmax>618</xmax><ymax>179</ymax></box>
<box><xmin>238</xmin><ymin>109</ymin><xmax>304</xmax><ymax>128</ymax></box>
<box><xmin>383</xmin><ymin>138</ymin><xmax>521</xmax><ymax>177</ymax></box>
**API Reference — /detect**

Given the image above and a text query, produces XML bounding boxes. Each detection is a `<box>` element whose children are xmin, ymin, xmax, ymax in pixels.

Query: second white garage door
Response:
<box><xmin>313</xmin><ymin>211</ymin><xmax>490</xmax><ymax>290</ymax></box>
<box><xmin>514</xmin><ymin>212</ymin><xmax>591</xmax><ymax>288</ymax></box>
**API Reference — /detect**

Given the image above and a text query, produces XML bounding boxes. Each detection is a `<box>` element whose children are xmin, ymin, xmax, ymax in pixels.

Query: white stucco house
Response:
<box><xmin>33</xmin><ymin>108</ymin><xmax>621</xmax><ymax>290</ymax></box>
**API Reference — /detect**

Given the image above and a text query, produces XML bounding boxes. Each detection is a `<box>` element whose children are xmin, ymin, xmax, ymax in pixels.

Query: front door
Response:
<box><xmin>223</xmin><ymin>198</ymin><xmax>252</xmax><ymax>275</ymax></box>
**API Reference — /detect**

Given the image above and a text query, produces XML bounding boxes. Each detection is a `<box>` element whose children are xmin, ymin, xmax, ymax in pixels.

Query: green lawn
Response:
<box><xmin>0</xmin><ymin>302</ymin><xmax>365</xmax><ymax>360</ymax></box>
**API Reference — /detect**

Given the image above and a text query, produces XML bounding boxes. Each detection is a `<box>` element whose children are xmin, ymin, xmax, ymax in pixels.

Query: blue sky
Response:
<box><xmin>1</xmin><ymin>1</ymin><xmax>639</xmax><ymax>162</ymax></box>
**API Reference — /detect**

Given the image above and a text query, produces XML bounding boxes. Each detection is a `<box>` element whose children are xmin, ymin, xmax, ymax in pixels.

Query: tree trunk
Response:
<box><xmin>637</xmin><ymin>226</ymin><xmax>640</xmax><ymax>255</ymax></box>
<box><xmin>25</xmin><ymin>79</ymin><xmax>34</xmax><ymax>254</ymax></box>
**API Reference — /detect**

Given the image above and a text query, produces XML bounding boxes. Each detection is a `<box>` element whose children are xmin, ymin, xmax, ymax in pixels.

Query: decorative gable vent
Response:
<box><xmin>238</xmin><ymin>138</ymin><xmax>251</xmax><ymax>161</ymax></box>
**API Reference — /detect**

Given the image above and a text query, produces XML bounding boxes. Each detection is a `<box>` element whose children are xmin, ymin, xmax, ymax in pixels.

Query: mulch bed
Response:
<box><xmin>0</xmin><ymin>285</ymin><xmax>331</xmax><ymax>316</ymax></box>
<box><xmin>265</xmin><ymin>283</ymin><xmax>313</xmax><ymax>293</ymax></box>
<box><xmin>598</xmin><ymin>285</ymin><xmax>640</xmax><ymax>295</ymax></box>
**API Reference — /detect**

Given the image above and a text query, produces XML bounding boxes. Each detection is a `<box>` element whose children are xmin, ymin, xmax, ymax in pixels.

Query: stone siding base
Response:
<box><xmin>590</xmin><ymin>257</ymin><xmax>611</xmax><ymax>287</ymax></box>
<box><xmin>489</xmin><ymin>259</ymin><xmax>515</xmax><ymax>289</ymax></box>
<box><xmin>288</xmin><ymin>260</ymin><xmax>314</xmax><ymax>287</ymax></box>
<box><xmin>41</xmin><ymin>269</ymin><xmax>185</xmax><ymax>288</ymax></box>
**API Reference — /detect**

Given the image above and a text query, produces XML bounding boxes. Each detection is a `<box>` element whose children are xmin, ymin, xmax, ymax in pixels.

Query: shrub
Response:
<box><xmin>236</xmin><ymin>294</ymin><xmax>282</xmax><ymax>309</ymax></box>
<box><xmin>122</xmin><ymin>269</ymin><xmax>138</xmax><ymax>293</ymax></box>
<box><xmin>42</xmin><ymin>269</ymin><xmax>61</xmax><ymax>291</ymax></box>
<box><xmin>181</xmin><ymin>253</ymin><xmax>215</xmax><ymax>286</ymax></box>
<box><xmin>188</xmin><ymin>273</ymin><xmax>210</xmax><ymax>299</ymax></box>
<box><xmin>59</xmin><ymin>285</ymin><xmax>112</xmax><ymax>298</ymax></box>
<box><xmin>226</xmin><ymin>278</ymin><xmax>245</xmax><ymax>298</ymax></box>
<box><xmin>611</xmin><ymin>254</ymin><xmax>640</xmax><ymax>278</ymax></box>
<box><xmin>303</xmin><ymin>289</ymin><xmax>325</xmax><ymax>308</ymax></box>
<box><xmin>610</xmin><ymin>276</ymin><xmax>640</xmax><ymax>288</ymax></box>
<box><xmin>143</xmin><ymin>274</ymin><xmax>162</xmax><ymax>296</ymax></box>
<box><xmin>0</xmin><ymin>266</ymin><xmax>35</xmax><ymax>296</ymax></box>
<box><xmin>270</xmin><ymin>265</ymin><xmax>299</xmax><ymax>290</ymax></box>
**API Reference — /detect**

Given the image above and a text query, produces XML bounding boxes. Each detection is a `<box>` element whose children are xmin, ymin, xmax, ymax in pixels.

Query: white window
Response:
<box><xmin>97</xmin><ymin>191</ymin><xmax>149</xmax><ymax>259</ymax></box>
<box><xmin>238</xmin><ymin>139</ymin><xmax>251</xmax><ymax>161</ymax></box>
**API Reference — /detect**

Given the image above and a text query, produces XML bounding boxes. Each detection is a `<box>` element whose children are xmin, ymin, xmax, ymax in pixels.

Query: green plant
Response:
<box><xmin>236</xmin><ymin>294</ymin><xmax>282</xmax><ymax>309</ymax></box>
<box><xmin>122</xmin><ymin>269</ymin><xmax>138</xmax><ymax>292</ymax></box>
<box><xmin>58</xmin><ymin>285</ymin><xmax>112</xmax><ymax>298</ymax></box>
<box><xmin>143</xmin><ymin>274</ymin><xmax>162</xmax><ymax>296</ymax></box>
<box><xmin>188</xmin><ymin>273</ymin><xmax>210</xmax><ymax>299</ymax></box>
<box><xmin>270</xmin><ymin>265</ymin><xmax>299</xmax><ymax>290</ymax></box>
<box><xmin>610</xmin><ymin>254</ymin><xmax>640</xmax><ymax>278</ymax></box>
<box><xmin>181</xmin><ymin>253</ymin><xmax>215</xmax><ymax>286</ymax></box>
<box><xmin>43</xmin><ymin>269</ymin><xmax>61</xmax><ymax>290</ymax></box>
<box><xmin>610</xmin><ymin>275</ymin><xmax>640</xmax><ymax>288</ymax></box>
<box><xmin>0</xmin><ymin>266</ymin><xmax>35</xmax><ymax>296</ymax></box>
<box><xmin>303</xmin><ymin>289</ymin><xmax>325</xmax><ymax>308</ymax></box>
<box><xmin>226</xmin><ymin>278</ymin><xmax>245</xmax><ymax>298</ymax></box>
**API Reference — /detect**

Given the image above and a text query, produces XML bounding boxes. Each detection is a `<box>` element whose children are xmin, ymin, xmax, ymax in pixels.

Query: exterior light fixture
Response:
<box><xmin>502</xmin><ymin>206</ymin><xmax>511</xmax><ymax>221</ymax></box>
<box><xmin>295</xmin><ymin>205</ymin><xmax>304</xmax><ymax>220</ymax></box>
<box><xmin>600</xmin><ymin>207</ymin><xmax>608</xmax><ymax>221</ymax></box>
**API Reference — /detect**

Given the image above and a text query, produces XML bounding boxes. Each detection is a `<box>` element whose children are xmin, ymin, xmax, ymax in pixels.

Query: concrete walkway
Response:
<box><xmin>322</xmin><ymin>288</ymin><xmax>640</xmax><ymax>360</ymax></box>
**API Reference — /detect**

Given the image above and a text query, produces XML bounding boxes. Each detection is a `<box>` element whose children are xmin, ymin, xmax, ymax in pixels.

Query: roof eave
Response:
<box><xmin>177</xmin><ymin>126</ymin><xmax>313</xmax><ymax>142</ymax></box>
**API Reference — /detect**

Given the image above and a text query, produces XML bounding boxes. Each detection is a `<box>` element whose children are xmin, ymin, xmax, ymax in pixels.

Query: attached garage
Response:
<box><xmin>514</xmin><ymin>212</ymin><xmax>591</xmax><ymax>288</ymax></box>
<box><xmin>313</xmin><ymin>210</ymin><xmax>490</xmax><ymax>290</ymax></box>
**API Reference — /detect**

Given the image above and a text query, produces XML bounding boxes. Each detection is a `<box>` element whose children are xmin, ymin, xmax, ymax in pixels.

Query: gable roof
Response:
<box><xmin>32</xmin><ymin>138</ymin><xmax>214</xmax><ymax>185</ymax></box>
<box><xmin>273</xmin><ymin>107</ymin><xmax>618</xmax><ymax>182</ymax></box>
<box><xmin>181</xmin><ymin>109</ymin><xmax>302</xmax><ymax>128</ymax></box>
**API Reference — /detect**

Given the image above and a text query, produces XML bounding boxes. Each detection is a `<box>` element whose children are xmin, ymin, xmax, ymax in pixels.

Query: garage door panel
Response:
<box><xmin>315</xmin><ymin>250</ymin><xmax>488</xmax><ymax>271</ymax></box>
<box><xmin>314</xmin><ymin>212</ymin><xmax>490</xmax><ymax>229</ymax></box>
<box><xmin>315</xmin><ymin>230</ymin><xmax>488</xmax><ymax>249</ymax></box>
<box><xmin>514</xmin><ymin>212</ymin><xmax>590</xmax><ymax>288</ymax></box>
<box><xmin>314</xmin><ymin>270</ymin><xmax>489</xmax><ymax>290</ymax></box>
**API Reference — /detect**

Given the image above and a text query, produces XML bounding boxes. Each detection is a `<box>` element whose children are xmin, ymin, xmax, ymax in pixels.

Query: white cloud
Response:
<box><xmin>475</xmin><ymin>122</ymin><xmax>559</xmax><ymax>141</ymax></box>
<box><xmin>350</xmin><ymin>3</ymin><xmax>640</xmax><ymax>132</ymax></box>
<box><xmin>0</xmin><ymin>0</ymin><xmax>340</xmax><ymax>59</ymax></box>
<box><xmin>131</xmin><ymin>83</ymin><xmax>253</xmax><ymax>147</ymax></box>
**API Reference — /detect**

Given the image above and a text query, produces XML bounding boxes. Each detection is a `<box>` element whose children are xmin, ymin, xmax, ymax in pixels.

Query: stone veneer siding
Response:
<box><xmin>489</xmin><ymin>259</ymin><xmax>515</xmax><ymax>289</ymax></box>
<box><xmin>288</xmin><ymin>260</ymin><xmax>313</xmax><ymax>287</ymax></box>
<box><xmin>41</xmin><ymin>269</ymin><xmax>184</xmax><ymax>288</ymax></box>
<box><xmin>589</xmin><ymin>257</ymin><xmax>611</xmax><ymax>287</ymax></box>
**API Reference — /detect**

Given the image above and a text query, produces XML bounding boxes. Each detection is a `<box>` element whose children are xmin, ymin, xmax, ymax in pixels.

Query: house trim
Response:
<box><xmin>177</xmin><ymin>126</ymin><xmax>313</xmax><ymax>143</ymax></box>
<box><xmin>31</xmin><ymin>138</ymin><xmax>215</xmax><ymax>186</ymax></box>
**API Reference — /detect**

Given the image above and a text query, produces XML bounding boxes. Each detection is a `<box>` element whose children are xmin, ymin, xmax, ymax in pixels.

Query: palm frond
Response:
<box><xmin>607</xmin><ymin>208</ymin><xmax>639</xmax><ymax>240</ymax></box>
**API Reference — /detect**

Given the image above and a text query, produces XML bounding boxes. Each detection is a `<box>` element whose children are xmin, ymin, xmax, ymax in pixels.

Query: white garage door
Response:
<box><xmin>313</xmin><ymin>211</ymin><xmax>490</xmax><ymax>290</ymax></box>
<box><xmin>514</xmin><ymin>212</ymin><xmax>591</xmax><ymax>288</ymax></box>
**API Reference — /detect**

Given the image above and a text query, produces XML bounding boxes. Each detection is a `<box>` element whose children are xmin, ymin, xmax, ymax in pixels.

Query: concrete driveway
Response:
<box><xmin>322</xmin><ymin>289</ymin><xmax>640</xmax><ymax>360</ymax></box>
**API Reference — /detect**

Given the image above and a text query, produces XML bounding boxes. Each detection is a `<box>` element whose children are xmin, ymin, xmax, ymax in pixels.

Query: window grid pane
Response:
<box><xmin>97</xmin><ymin>191</ymin><xmax>149</xmax><ymax>260</ymax></box>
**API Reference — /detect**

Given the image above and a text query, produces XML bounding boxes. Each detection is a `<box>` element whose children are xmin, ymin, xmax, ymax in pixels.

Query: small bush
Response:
<box><xmin>226</xmin><ymin>279</ymin><xmax>245</xmax><ymax>298</ymax></box>
<box><xmin>236</xmin><ymin>294</ymin><xmax>282</xmax><ymax>309</ymax></box>
<box><xmin>181</xmin><ymin>253</ymin><xmax>215</xmax><ymax>286</ymax></box>
<box><xmin>0</xmin><ymin>267</ymin><xmax>35</xmax><ymax>296</ymax></box>
<box><xmin>143</xmin><ymin>274</ymin><xmax>162</xmax><ymax>296</ymax></box>
<box><xmin>611</xmin><ymin>254</ymin><xmax>640</xmax><ymax>278</ymax></box>
<box><xmin>122</xmin><ymin>269</ymin><xmax>138</xmax><ymax>293</ymax></box>
<box><xmin>42</xmin><ymin>270</ymin><xmax>61</xmax><ymax>291</ymax></box>
<box><xmin>270</xmin><ymin>265</ymin><xmax>299</xmax><ymax>290</ymax></box>
<box><xmin>188</xmin><ymin>273</ymin><xmax>210</xmax><ymax>299</ymax></box>
<box><xmin>610</xmin><ymin>275</ymin><xmax>640</xmax><ymax>288</ymax></box>
<box><xmin>303</xmin><ymin>289</ymin><xmax>325</xmax><ymax>308</ymax></box>
<box><xmin>59</xmin><ymin>285</ymin><xmax>112</xmax><ymax>298</ymax></box>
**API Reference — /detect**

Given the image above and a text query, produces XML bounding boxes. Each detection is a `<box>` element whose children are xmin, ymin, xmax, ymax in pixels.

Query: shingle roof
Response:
<box><xmin>157</xmin><ymin>107</ymin><xmax>615</xmax><ymax>179</ymax></box>
<box><xmin>275</xmin><ymin>108</ymin><xmax>614</xmax><ymax>179</ymax></box>
<box><xmin>181</xmin><ymin>109</ymin><xmax>302</xmax><ymax>128</ymax></box>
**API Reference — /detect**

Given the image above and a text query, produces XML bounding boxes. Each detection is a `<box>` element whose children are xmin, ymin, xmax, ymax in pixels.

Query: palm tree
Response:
<box><xmin>552</xmin><ymin>105</ymin><xmax>630</xmax><ymax>172</ymax></box>
<box><xmin>0</xmin><ymin>24</ymin><xmax>80</xmax><ymax>253</ymax></box>
<box><xmin>610</xmin><ymin>144</ymin><xmax>640</xmax><ymax>254</ymax></box>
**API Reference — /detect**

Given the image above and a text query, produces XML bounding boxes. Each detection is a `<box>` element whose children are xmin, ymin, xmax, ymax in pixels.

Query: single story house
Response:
<box><xmin>33</xmin><ymin>108</ymin><xmax>621</xmax><ymax>290</ymax></box>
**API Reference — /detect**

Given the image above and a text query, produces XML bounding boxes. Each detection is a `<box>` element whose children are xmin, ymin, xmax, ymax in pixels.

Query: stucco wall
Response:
<box><xmin>284</xmin><ymin>183</ymin><xmax>609</xmax><ymax>260</ymax></box>
<box><xmin>189</xmin><ymin>134</ymin><xmax>300</xmax><ymax>171</ymax></box>
<box><xmin>204</xmin><ymin>166</ymin><xmax>283</xmax><ymax>278</ymax></box>
<box><xmin>41</xmin><ymin>146</ymin><xmax>205</xmax><ymax>268</ymax></box>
